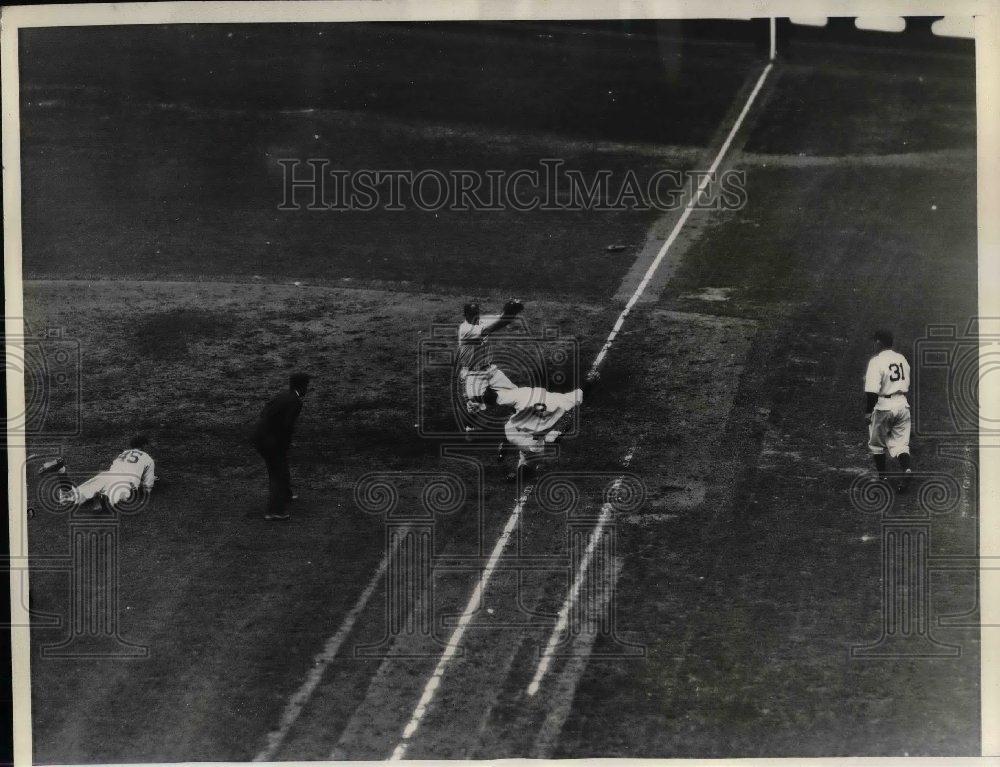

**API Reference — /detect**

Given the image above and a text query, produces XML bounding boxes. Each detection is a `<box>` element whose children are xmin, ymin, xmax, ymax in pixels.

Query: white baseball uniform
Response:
<box><xmin>69</xmin><ymin>449</ymin><xmax>156</xmax><ymax>507</ymax></box>
<box><xmin>458</xmin><ymin>315</ymin><xmax>515</xmax><ymax>413</ymax></box>
<box><xmin>865</xmin><ymin>349</ymin><xmax>911</xmax><ymax>458</ymax></box>
<box><xmin>504</xmin><ymin>387</ymin><xmax>583</xmax><ymax>465</ymax></box>
<box><xmin>458</xmin><ymin>314</ymin><xmax>501</xmax><ymax>373</ymax></box>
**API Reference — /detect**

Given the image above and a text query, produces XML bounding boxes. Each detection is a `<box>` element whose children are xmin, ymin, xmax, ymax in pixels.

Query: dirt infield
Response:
<box><xmin>23</xmin><ymin>279</ymin><xmax>752</xmax><ymax>761</ymax></box>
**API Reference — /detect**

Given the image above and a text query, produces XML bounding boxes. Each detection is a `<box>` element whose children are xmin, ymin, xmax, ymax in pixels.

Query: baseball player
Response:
<box><xmin>51</xmin><ymin>435</ymin><xmax>156</xmax><ymax>511</ymax></box>
<box><xmin>494</xmin><ymin>384</ymin><xmax>583</xmax><ymax>476</ymax></box>
<box><xmin>864</xmin><ymin>329</ymin><xmax>913</xmax><ymax>490</ymax></box>
<box><xmin>457</xmin><ymin>300</ymin><xmax>523</xmax><ymax>416</ymax></box>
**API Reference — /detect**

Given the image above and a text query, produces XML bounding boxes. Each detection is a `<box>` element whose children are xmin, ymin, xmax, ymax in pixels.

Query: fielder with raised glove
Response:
<box><xmin>502</xmin><ymin>298</ymin><xmax>525</xmax><ymax>318</ymax></box>
<box><xmin>457</xmin><ymin>299</ymin><xmax>524</xmax><ymax>420</ymax></box>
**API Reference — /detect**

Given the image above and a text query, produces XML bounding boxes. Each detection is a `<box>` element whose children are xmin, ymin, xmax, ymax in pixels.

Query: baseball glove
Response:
<box><xmin>502</xmin><ymin>298</ymin><xmax>525</xmax><ymax>317</ymax></box>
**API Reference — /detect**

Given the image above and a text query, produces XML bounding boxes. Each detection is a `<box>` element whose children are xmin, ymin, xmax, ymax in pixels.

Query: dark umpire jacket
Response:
<box><xmin>252</xmin><ymin>389</ymin><xmax>303</xmax><ymax>454</ymax></box>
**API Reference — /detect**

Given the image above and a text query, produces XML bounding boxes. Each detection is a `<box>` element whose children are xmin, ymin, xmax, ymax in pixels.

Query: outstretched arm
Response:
<box><xmin>481</xmin><ymin>299</ymin><xmax>525</xmax><ymax>337</ymax></box>
<box><xmin>480</xmin><ymin>315</ymin><xmax>512</xmax><ymax>337</ymax></box>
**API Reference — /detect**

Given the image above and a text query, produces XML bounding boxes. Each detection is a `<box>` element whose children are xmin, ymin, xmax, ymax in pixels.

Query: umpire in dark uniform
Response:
<box><xmin>253</xmin><ymin>372</ymin><xmax>310</xmax><ymax>521</ymax></box>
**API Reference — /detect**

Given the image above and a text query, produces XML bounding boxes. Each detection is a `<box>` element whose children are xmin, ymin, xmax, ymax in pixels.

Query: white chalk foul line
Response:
<box><xmin>253</xmin><ymin>529</ymin><xmax>406</xmax><ymax>762</ymax></box>
<box><xmin>530</xmin><ymin>61</ymin><xmax>773</xmax><ymax>702</ymax></box>
<box><xmin>526</xmin><ymin>451</ymin><xmax>635</xmax><ymax>698</ymax></box>
<box><xmin>529</xmin><ymin>557</ymin><xmax>625</xmax><ymax>758</ymax></box>
<box><xmin>589</xmin><ymin>62</ymin><xmax>774</xmax><ymax>377</ymax></box>
<box><xmin>387</xmin><ymin>61</ymin><xmax>774</xmax><ymax>758</ymax></box>
<box><xmin>388</xmin><ymin>488</ymin><xmax>533</xmax><ymax>761</ymax></box>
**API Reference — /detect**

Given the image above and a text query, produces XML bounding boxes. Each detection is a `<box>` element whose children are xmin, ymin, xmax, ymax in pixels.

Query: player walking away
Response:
<box><xmin>864</xmin><ymin>330</ymin><xmax>913</xmax><ymax>491</ymax></box>
<box><xmin>457</xmin><ymin>300</ymin><xmax>523</xmax><ymax>417</ymax></box>
<box><xmin>253</xmin><ymin>372</ymin><xmax>310</xmax><ymax>521</ymax></box>
<box><xmin>46</xmin><ymin>434</ymin><xmax>156</xmax><ymax>512</ymax></box>
<box><xmin>494</xmin><ymin>385</ymin><xmax>583</xmax><ymax>479</ymax></box>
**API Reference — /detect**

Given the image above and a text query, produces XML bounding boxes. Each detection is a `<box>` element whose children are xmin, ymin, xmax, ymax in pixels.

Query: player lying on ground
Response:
<box><xmin>38</xmin><ymin>434</ymin><xmax>156</xmax><ymax>511</ymax></box>
<box><xmin>491</xmin><ymin>384</ymin><xmax>583</xmax><ymax>477</ymax></box>
<box><xmin>457</xmin><ymin>299</ymin><xmax>524</xmax><ymax>416</ymax></box>
<box><xmin>864</xmin><ymin>329</ymin><xmax>914</xmax><ymax>491</ymax></box>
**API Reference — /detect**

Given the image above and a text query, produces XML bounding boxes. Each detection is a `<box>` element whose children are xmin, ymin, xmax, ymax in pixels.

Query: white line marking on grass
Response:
<box><xmin>388</xmin><ymin>488</ymin><xmax>532</xmax><ymax>761</ymax></box>
<box><xmin>387</xmin><ymin>62</ymin><xmax>773</xmax><ymax>759</ymax></box>
<box><xmin>589</xmin><ymin>62</ymin><xmax>773</xmax><ymax>376</ymax></box>
<box><xmin>530</xmin><ymin>557</ymin><xmax>625</xmax><ymax>757</ymax></box>
<box><xmin>525</xmin><ymin>508</ymin><xmax>609</xmax><ymax>697</ymax></box>
<box><xmin>253</xmin><ymin>530</ymin><xmax>406</xmax><ymax>762</ymax></box>
<box><xmin>530</xmin><ymin>61</ymin><xmax>773</xmax><ymax>701</ymax></box>
<box><xmin>526</xmin><ymin>452</ymin><xmax>635</xmax><ymax>698</ymax></box>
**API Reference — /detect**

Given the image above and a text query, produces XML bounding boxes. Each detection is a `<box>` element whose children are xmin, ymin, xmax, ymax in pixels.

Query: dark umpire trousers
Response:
<box><xmin>255</xmin><ymin>441</ymin><xmax>292</xmax><ymax>516</ymax></box>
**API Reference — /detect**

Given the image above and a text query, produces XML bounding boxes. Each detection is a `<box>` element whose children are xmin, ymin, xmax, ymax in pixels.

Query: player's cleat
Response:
<box><xmin>37</xmin><ymin>457</ymin><xmax>66</xmax><ymax>476</ymax></box>
<box><xmin>264</xmin><ymin>512</ymin><xmax>291</xmax><ymax>521</ymax></box>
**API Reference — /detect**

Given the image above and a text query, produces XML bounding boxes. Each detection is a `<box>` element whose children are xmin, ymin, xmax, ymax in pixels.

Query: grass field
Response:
<box><xmin>20</xmin><ymin>22</ymin><xmax>759</xmax><ymax>296</ymax></box>
<box><xmin>19</xmin><ymin>21</ymin><xmax>979</xmax><ymax>761</ymax></box>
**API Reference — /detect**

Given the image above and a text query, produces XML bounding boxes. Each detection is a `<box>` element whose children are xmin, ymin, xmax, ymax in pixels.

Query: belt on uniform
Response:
<box><xmin>879</xmin><ymin>392</ymin><xmax>905</xmax><ymax>398</ymax></box>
